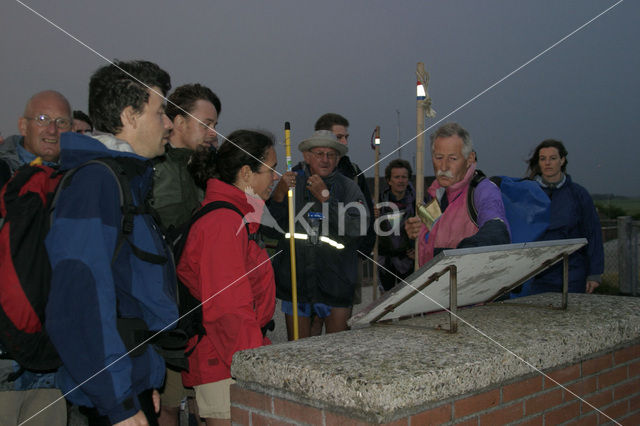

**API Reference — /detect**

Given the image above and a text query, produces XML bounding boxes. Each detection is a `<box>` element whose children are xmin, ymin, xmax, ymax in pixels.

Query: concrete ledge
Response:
<box><xmin>231</xmin><ymin>294</ymin><xmax>640</xmax><ymax>422</ymax></box>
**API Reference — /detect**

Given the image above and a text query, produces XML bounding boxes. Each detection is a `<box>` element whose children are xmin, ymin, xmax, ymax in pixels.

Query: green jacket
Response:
<box><xmin>150</xmin><ymin>145</ymin><xmax>202</xmax><ymax>231</ymax></box>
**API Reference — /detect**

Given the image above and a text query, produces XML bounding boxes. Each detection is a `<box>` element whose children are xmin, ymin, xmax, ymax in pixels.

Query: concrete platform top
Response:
<box><xmin>231</xmin><ymin>293</ymin><xmax>640</xmax><ymax>419</ymax></box>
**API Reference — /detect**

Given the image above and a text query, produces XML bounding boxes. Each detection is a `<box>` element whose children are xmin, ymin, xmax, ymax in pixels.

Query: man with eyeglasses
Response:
<box><xmin>0</xmin><ymin>90</ymin><xmax>71</xmax><ymax>424</ymax></box>
<box><xmin>269</xmin><ymin>130</ymin><xmax>369</xmax><ymax>340</ymax></box>
<box><xmin>0</xmin><ymin>90</ymin><xmax>72</xmax><ymax>188</ymax></box>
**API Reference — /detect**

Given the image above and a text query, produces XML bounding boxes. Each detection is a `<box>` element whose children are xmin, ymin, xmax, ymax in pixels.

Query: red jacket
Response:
<box><xmin>177</xmin><ymin>179</ymin><xmax>275</xmax><ymax>386</ymax></box>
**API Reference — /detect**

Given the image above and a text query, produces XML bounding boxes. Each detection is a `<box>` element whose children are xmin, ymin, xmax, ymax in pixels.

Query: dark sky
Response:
<box><xmin>2</xmin><ymin>0</ymin><xmax>638</xmax><ymax>195</ymax></box>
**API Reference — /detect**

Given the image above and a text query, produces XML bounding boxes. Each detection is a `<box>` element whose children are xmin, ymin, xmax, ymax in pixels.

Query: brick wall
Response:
<box><xmin>230</xmin><ymin>342</ymin><xmax>640</xmax><ymax>425</ymax></box>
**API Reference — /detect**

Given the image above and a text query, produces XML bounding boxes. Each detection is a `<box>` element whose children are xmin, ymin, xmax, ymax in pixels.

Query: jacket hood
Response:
<box><xmin>59</xmin><ymin>131</ymin><xmax>145</xmax><ymax>171</ymax></box>
<box><xmin>0</xmin><ymin>135</ymin><xmax>23</xmax><ymax>170</ymax></box>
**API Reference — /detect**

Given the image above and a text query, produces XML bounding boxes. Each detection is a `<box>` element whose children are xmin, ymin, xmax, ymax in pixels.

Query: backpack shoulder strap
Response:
<box><xmin>54</xmin><ymin>158</ymin><xmax>167</xmax><ymax>266</ymax></box>
<box><xmin>192</xmin><ymin>200</ymin><xmax>256</xmax><ymax>241</ymax></box>
<box><xmin>467</xmin><ymin>169</ymin><xmax>487</xmax><ymax>226</ymax></box>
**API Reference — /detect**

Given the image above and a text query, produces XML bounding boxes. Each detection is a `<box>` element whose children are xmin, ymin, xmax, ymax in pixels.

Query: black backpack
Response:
<box><xmin>171</xmin><ymin>200</ymin><xmax>268</xmax><ymax>358</ymax></box>
<box><xmin>0</xmin><ymin>157</ymin><xmax>167</xmax><ymax>377</ymax></box>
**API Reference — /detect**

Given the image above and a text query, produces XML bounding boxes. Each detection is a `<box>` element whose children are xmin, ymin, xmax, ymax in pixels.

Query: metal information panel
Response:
<box><xmin>350</xmin><ymin>239</ymin><xmax>587</xmax><ymax>327</ymax></box>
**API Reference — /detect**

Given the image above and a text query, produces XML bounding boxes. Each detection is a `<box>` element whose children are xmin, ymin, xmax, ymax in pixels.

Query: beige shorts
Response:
<box><xmin>0</xmin><ymin>389</ymin><xmax>66</xmax><ymax>426</ymax></box>
<box><xmin>193</xmin><ymin>378</ymin><xmax>235</xmax><ymax>419</ymax></box>
<box><xmin>161</xmin><ymin>368</ymin><xmax>194</xmax><ymax>407</ymax></box>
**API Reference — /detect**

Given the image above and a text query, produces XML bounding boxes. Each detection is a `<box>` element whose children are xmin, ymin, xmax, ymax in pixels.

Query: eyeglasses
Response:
<box><xmin>26</xmin><ymin>114</ymin><xmax>72</xmax><ymax>130</ymax></box>
<box><xmin>309</xmin><ymin>150</ymin><xmax>338</xmax><ymax>161</ymax></box>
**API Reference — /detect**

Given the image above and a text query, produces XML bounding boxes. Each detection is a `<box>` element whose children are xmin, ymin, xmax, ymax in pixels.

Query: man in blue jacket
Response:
<box><xmin>45</xmin><ymin>60</ymin><xmax>178</xmax><ymax>425</ymax></box>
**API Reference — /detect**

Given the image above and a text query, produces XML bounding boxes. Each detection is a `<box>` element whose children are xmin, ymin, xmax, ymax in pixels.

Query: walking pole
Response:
<box><xmin>414</xmin><ymin>63</ymin><xmax>426</xmax><ymax>271</ymax></box>
<box><xmin>372</xmin><ymin>126</ymin><xmax>381</xmax><ymax>300</ymax></box>
<box><xmin>414</xmin><ymin>63</ymin><xmax>436</xmax><ymax>271</ymax></box>
<box><xmin>285</xmin><ymin>122</ymin><xmax>299</xmax><ymax>340</ymax></box>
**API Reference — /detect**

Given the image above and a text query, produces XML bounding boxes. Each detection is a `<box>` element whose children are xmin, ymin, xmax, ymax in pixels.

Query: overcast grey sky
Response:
<box><xmin>1</xmin><ymin>0</ymin><xmax>638</xmax><ymax>195</ymax></box>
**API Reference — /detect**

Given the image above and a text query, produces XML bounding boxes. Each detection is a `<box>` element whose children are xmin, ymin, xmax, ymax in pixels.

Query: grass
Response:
<box><xmin>593</xmin><ymin>196</ymin><xmax>640</xmax><ymax>219</ymax></box>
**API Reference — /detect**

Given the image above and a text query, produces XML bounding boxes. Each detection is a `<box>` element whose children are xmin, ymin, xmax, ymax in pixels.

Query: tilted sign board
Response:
<box><xmin>350</xmin><ymin>239</ymin><xmax>587</xmax><ymax>327</ymax></box>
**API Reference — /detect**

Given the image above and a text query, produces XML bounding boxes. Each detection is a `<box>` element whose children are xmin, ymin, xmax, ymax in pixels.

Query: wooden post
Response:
<box><xmin>414</xmin><ymin>62</ymin><xmax>426</xmax><ymax>271</ymax></box>
<box><xmin>617</xmin><ymin>216</ymin><xmax>638</xmax><ymax>295</ymax></box>
<box><xmin>372</xmin><ymin>126</ymin><xmax>380</xmax><ymax>300</ymax></box>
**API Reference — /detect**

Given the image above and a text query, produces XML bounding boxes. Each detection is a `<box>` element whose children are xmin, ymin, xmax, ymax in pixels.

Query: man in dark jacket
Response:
<box><xmin>314</xmin><ymin>113</ymin><xmax>376</xmax><ymax>256</ymax></box>
<box><xmin>269</xmin><ymin>130</ymin><xmax>369</xmax><ymax>340</ymax></box>
<box><xmin>150</xmin><ymin>83</ymin><xmax>221</xmax><ymax>425</ymax></box>
<box><xmin>150</xmin><ymin>83</ymin><xmax>221</xmax><ymax>233</ymax></box>
<box><xmin>45</xmin><ymin>60</ymin><xmax>178</xmax><ymax>425</ymax></box>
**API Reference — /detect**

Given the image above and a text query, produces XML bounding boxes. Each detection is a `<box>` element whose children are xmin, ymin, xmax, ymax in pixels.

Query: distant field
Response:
<box><xmin>594</xmin><ymin>197</ymin><xmax>640</xmax><ymax>218</ymax></box>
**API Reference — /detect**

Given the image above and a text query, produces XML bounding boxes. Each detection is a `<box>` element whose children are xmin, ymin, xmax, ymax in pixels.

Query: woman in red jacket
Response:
<box><xmin>177</xmin><ymin>130</ymin><xmax>278</xmax><ymax>425</ymax></box>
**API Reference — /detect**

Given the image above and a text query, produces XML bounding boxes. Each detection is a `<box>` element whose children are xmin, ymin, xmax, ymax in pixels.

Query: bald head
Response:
<box><xmin>18</xmin><ymin>90</ymin><xmax>72</xmax><ymax>163</ymax></box>
<box><xmin>23</xmin><ymin>91</ymin><xmax>71</xmax><ymax>117</ymax></box>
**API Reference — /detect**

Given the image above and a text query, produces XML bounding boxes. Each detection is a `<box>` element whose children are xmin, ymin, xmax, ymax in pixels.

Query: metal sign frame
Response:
<box><xmin>349</xmin><ymin>239</ymin><xmax>587</xmax><ymax>331</ymax></box>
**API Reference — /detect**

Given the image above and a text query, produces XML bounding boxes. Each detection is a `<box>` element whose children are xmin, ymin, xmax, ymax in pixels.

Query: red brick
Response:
<box><xmin>230</xmin><ymin>405</ymin><xmax>250</xmax><ymax>425</ymax></box>
<box><xmin>620</xmin><ymin>411</ymin><xmax>640</xmax><ymax>426</ymax></box>
<box><xmin>544</xmin><ymin>364</ymin><xmax>581</xmax><ymax>389</ymax></box>
<box><xmin>513</xmin><ymin>415</ymin><xmax>543</xmax><ymax>426</ymax></box>
<box><xmin>272</xmin><ymin>397</ymin><xmax>323</xmax><ymax>425</ymax></box>
<box><xmin>598</xmin><ymin>365</ymin><xmax>628</xmax><ymax>389</ymax></box>
<box><xmin>614</xmin><ymin>378</ymin><xmax>640</xmax><ymax>400</ymax></box>
<box><xmin>380</xmin><ymin>419</ymin><xmax>408</xmax><ymax>426</ymax></box>
<box><xmin>410</xmin><ymin>404</ymin><xmax>451</xmax><ymax>425</ymax></box>
<box><xmin>478</xmin><ymin>402</ymin><xmax>523</xmax><ymax>425</ymax></box>
<box><xmin>630</xmin><ymin>360</ymin><xmax>640</xmax><ymax>378</ymax></box>
<box><xmin>562</xmin><ymin>413</ymin><xmax>598</xmax><ymax>426</ymax></box>
<box><xmin>502</xmin><ymin>377</ymin><xmax>543</xmax><ymax>403</ymax></box>
<box><xmin>582</xmin><ymin>354</ymin><xmax>613</xmax><ymax>376</ymax></box>
<box><xmin>630</xmin><ymin>394</ymin><xmax>640</xmax><ymax>411</ymax></box>
<box><xmin>580</xmin><ymin>389</ymin><xmax>613</xmax><ymax>415</ymax></box>
<box><xmin>525</xmin><ymin>388</ymin><xmax>563</xmax><ymax>415</ymax></box>
<box><xmin>565</xmin><ymin>376</ymin><xmax>597</xmax><ymax>400</ymax></box>
<box><xmin>452</xmin><ymin>419</ymin><xmax>478</xmax><ymax>426</ymax></box>
<box><xmin>323</xmin><ymin>411</ymin><xmax>373</xmax><ymax>426</ymax></box>
<box><xmin>230</xmin><ymin>385</ymin><xmax>272</xmax><ymax>413</ymax></box>
<box><xmin>454</xmin><ymin>389</ymin><xmax>500</xmax><ymax>418</ymax></box>
<box><xmin>614</xmin><ymin>344</ymin><xmax>640</xmax><ymax>365</ymax></box>
<box><xmin>599</xmin><ymin>400</ymin><xmax>629</xmax><ymax>423</ymax></box>
<box><xmin>251</xmin><ymin>412</ymin><xmax>297</xmax><ymax>426</ymax></box>
<box><xmin>544</xmin><ymin>401</ymin><xmax>580</xmax><ymax>424</ymax></box>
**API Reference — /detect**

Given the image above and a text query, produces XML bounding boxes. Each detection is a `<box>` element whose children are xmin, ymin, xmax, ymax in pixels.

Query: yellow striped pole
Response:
<box><xmin>285</xmin><ymin>122</ymin><xmax>299</xmax><ymax>340</ymax></box>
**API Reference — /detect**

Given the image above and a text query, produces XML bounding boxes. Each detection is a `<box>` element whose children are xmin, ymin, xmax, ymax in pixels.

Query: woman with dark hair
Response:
<box><xmin>526</xmin><ymin>139</ymin><xmax>604</xmax><ymax>294</ymax></box>
<box><xmin>177</xmin><ymin>130</ymin><xmax>278</xmax><ymax>425</ymax></box>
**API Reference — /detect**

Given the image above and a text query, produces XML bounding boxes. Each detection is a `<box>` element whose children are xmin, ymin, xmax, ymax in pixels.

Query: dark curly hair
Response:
<box><xmin>166</xmin><ymin>83</ymin><xmax>221</xmax><ymax>121</ymax></box>
<box><xmin>385</xmin><ymin>159</ymin><xmax>412</xmax><ymax>181</ymax></box>
<box><xmin>189</xmin><ymin>130</ymin><xmax>275</xmax><ymax>189</ymax></box>
<box><xmin>72</xmin><ymin>110</ymin><xmax>93</xmax><ymax>130</ymax></box>
<box><xmin>89</xmin><ymin>60</ymin><xmax>171</xmax><ymax>134</ymax></box>
<box><xmin>526</xmin><ymin>139</ymin><xmax>568</xmax><ymax>179</ymax></box>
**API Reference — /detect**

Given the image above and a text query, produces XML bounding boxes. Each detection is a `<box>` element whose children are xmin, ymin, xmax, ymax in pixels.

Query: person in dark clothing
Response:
<box><xmin>525</xmin><ymin>139</ymin><xmax>604</xmax><ymax>294</ymax></box>
<box><xmin>72</xmin><ymin>110</ymin><xmax>93</xmax><ymax>134</ymax></box>
<box><xmin>269</xmin><ymin>130</ymin><xmax>369</xmax><ymax>340</ymax></box>
<box><xmin>314</xmin><ymin>113</ymin><xmax>376</xmax><ymax>257</ymax></box>
<box><xmin>376</xmin><ymin>159</ymin><xmax>417</xmax><ymax>291</ymax></box>
<box><xmin>45</xmin><ymin>60</ymin><xmax>177</xmax><ymax>426</ymax></box>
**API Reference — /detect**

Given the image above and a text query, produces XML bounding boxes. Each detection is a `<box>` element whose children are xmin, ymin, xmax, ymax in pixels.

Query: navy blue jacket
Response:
<box><xmin>45</xmin><ymin>133</ymin><xmax>178</xmax><ymax>423</ymax></box>
<box><xmin>531</xmin><ymin>175</ymin><xmax>604</xmax><ymax>293</ymax></box>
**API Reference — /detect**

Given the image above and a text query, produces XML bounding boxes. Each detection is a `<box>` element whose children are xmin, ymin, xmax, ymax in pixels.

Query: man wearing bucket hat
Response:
<box><xmin>268</xmin><ymin>130</ymin><xmax>370</xmax><ymax>340</ymax></box>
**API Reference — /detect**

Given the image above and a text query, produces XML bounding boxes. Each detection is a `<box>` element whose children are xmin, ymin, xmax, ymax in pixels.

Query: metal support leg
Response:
<box><xmin>449</xmin><ymin>265</ymin><xmax>458</xmax><ymax>333</ymax></box>
<box><xmin>562</xmin><ymin>253</ymin><xmax>569</xmax><ymax>310</ymax></box>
